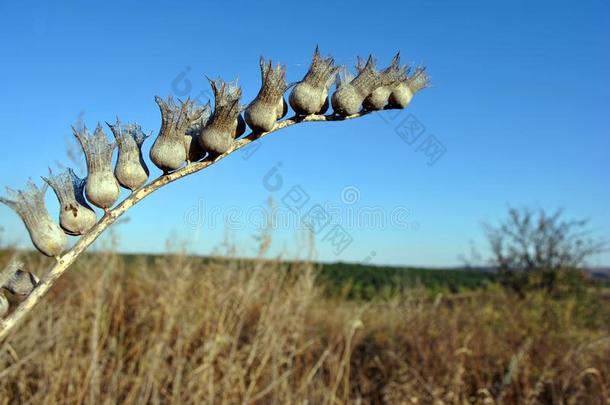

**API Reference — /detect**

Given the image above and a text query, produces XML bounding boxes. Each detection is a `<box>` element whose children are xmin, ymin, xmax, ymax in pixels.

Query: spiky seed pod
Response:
<box><xmin>5</xmin><ymin>270</ymin><xmax>39</xmax><ymax>296</ymax></box>
<box><xmin>363</xmin><ymin>53</ymin><xmax>409</xmax><ymax>111</ymax></box>
<box><xmin>0</xmin><ymin>293</ymin><xmax>7</xmax><ymax>317</ymax></box>
<box><xmin>331</xmin><ymin>55</ymin><xmax>383</xmax><ymax>116</ymax></box>
<box><xmin>108</xmin><ymin>120</ymin><xmax>150</xmax><ymax>190</ymax></box>
<box><xmin>0</xmin><ymin>181</ymin><xmax>67</xmax><ymax>257</ymax></box>
<box><xmin>199</xmin><ymin>79</ymin><xmax>243</xmax><ymax>156</ymax></box>
<box><xmin>289</xmin><ymin>46</ymin><xmax>339</xmax><ymax>115</ymax></box>
<box><xmin>150</xmin><ymin>96</ymin><xmax>204</xmax><ymax>172</ymax></box>
<box><xmin>43</xmin><ymin>168</ymin><xmax>97</xmax><ymax>236</ymax></box>
<box><xmin>1</xmin><ymin>261</ymin><xmax>39</xmax><ymax>296</ymax></box>
<box><xmin>388</xmin><ymin>67</ymin><xmax>430</xmax><ymax>109</ymax></box>
<box><xmin>74</xmin><ymin>125</ymin><xmax>120</xmax><ymax>209</ymax></box>
<box><xmin>184</xmin><ymin>101</ymin><xmax>212</xmax><ymax>162</ymax></box>
<box><xmin>244</xmin><ymin>57</ymin><xmax>289</xmax><ymax>132</ymax></box>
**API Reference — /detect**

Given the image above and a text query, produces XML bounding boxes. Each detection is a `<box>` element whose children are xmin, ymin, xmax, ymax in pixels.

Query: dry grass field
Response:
<box><xmin>0</xmin><ymin>245</ymin><xmax>609</xmax><ymax>404</ymax></box>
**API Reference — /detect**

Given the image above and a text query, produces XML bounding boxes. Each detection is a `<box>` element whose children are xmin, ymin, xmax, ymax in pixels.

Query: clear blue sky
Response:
<box><xmin>0</xmin><ymin>0</ymin><xmax>608</xmax><ymax>267</ymax></box>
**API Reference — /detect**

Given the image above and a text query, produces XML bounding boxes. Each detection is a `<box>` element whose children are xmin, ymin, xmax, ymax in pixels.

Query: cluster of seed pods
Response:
<box><xmin>0</xmin><ymin>47</ymin><xmax>429</xmax><ymax>262</ymax></box>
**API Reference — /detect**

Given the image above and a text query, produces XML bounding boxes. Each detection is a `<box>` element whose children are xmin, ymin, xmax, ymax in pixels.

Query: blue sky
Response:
<box><xmin>0</xmin><ymin>0</ymin><xmax>608</xmax><ymax>267</ymax></box>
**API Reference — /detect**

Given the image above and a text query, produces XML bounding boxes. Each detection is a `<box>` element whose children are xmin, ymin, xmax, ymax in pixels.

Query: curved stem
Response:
<box><xmin>0</xmin><ymin>111</ymin><xmax>371</xmax><ymax>341</ymax></box>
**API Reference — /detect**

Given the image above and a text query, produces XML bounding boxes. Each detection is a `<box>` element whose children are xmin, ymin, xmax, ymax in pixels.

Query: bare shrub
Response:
<box><xmin>484</xmin><ymin>207</ymin><xmax>607</xmax><ymax>294</ymax></box>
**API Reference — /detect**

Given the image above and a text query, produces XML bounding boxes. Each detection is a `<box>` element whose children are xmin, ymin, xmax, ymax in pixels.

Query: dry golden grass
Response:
<box><xmin>0</xmin><ymin>247</ymin><xmax>609</xmax><ymax>404</ymax></box>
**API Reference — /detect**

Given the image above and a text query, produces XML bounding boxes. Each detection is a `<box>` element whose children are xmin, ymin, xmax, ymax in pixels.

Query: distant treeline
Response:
<box><xmin>315</xmin><ymin>262</ymin><xmax>496</xmax><ymax>299</ymax></box>
<box><xmin>119</xmin><ymin>254</ymin><xmax>498</xmax><ymax>298</ymax></box>
<box><xmin>2</xmin><ymin>250</ymin><xmax>607</xmax><ymax>300</ymax></box>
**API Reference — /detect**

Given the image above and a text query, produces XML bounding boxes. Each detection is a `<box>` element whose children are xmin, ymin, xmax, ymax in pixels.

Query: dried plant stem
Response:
<box><xmin>0</xmin><ymin>111</ymin><xmax>370</xmax><ymax>341</ymax></box>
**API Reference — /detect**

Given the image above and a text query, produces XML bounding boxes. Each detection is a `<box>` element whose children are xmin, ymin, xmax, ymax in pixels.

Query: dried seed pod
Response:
<box><xmin>388</xmin><ymin>67</ymin><xmax>430</xmax><ymax>109</ymax></box>
<box><xmin>6</xmin><ymin>270</ymin><xmax>39</xmax><ymax>296</ymax></box>
<box><xmin>43</xmin><ymin>168</ymin><xmax>97</xmax><ymax>235</ymax></box>
<box><xmin>331</xmin><ymin>55</ymin><xmax>383</xmax><ymax>116</ymax></box>
<box><xmin>0</xmin><ymin>293</ymin><xmax>7</xmax><ymax>317</ymax></box>
<box><xmin>108</xmin><ymin>120</ymin><xmax>150</xmax><ymax>190</ymax></box>
<box><xmin>150</xmin><ymin>96</ymin><xmax>204</xmax><ymax>172</ymax></box>
<box><xmin>244</xmin><ymin>57</ymin><xmax>289</xmax><ymax>132</ymax></box>
<box><xmin>184</xmin><ymin>101</ymin><xmax>212</xmax><ymax>162</ymax></box>
<box><xmin>1</xmin><ymin>261</ymin><xmax>39</xmax><ymax>296</ymax></box>
<box><xmin>74</xmin><ymin>124</ymin><xmax>120</xmax><ymax>209</ymax></box>
<box><xmin>289</xmin><ymin>46</ymin><xmax>339</xmax><ymax>115</ymax></box>
<box><xmin>0</xmin><ymin>181</ymin><xmax>67</xmax><ymax>257</ymax></box>
<box><xmin>363</xmin><ymin>53</ymin><xmax>409</xmax><ymax>111</ymax></box>
<box><xmin>199</xmin><ymin>79</ymin><xmax>242</xmax><ymax>156</ymax></box>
